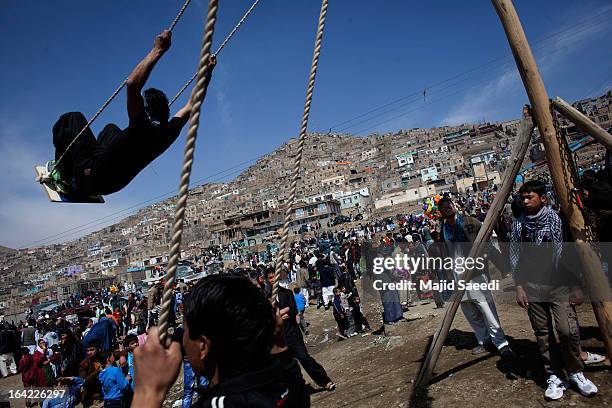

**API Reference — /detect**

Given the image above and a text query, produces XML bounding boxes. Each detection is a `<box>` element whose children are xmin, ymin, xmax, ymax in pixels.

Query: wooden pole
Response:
<box><xmin>491</xmin><ymin>0</ymin><xmax>612</xmax><ymax>364</ymax></box>
<box><xmin>552</xmin><ymin>96</ymin><xmax>612</xmax><ymax>151</ymax></box>
<box><xmin>415</xmin><ymin>114</ymin><xmax>535</xmax><ymax>387</ymax></box>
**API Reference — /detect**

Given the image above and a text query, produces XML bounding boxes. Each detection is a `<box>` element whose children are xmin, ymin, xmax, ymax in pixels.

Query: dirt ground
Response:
<box><xmin>1</xmin><ymin>277</ymin><xmax>609</xmax><ymax>408</ymax></box>
<box><xmin>303</xmin><ymin>277</ymin><xmax>611</xmax><ymax>408</ymax></box>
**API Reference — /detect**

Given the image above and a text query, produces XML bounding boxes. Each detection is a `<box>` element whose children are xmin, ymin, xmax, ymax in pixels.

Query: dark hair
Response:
<box><xmin>292</xmin><ymin>287</ymin><xmax>300</xmax><ymax>294</ymax></box>
<box><xmin>510</xmin><ymin>197</ymin><xmax>524</xmax><ymax>218</ymax></box>
<box><xmin>86</xmin><ymin>340</ymin><xmax>100</xmax><ymax>350</ymax></box>
<box><xmin>184</xmin><ymin>274</ymin><xmax>275</xmax><ymax>379</ymax></box>
<box><xmin>124</xmin><ymin>334</ymin><xmax>138</xmax><ymax>348</ymax></box>
<box><xmin>143</xmin><ymin>88</ymin><xmax>170</xmax><ymax>123</ymax></box>
<box><xmin>437</xmin><ymin>197</ymin><xmax>453</xmax><ymax>208</ymax></box>
<box><xmin>98</xmin><ymin>352</ymin><xmax>112</xmax><ymax>365</ymax></box>
<box><xmin>518</xmin><ymin>180</ymin><xmax>547</xmax><ymax>197</ymax></box>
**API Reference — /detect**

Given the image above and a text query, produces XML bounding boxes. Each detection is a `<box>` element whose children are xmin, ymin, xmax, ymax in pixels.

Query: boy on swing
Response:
<box><xmin>48</xmin><ymin>30</ymin><xmax>215</xmax><ymax>197</ymax></box>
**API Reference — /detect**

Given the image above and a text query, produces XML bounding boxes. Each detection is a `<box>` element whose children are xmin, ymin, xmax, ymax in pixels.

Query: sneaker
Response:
<box><xmin>568</xmin><ymin>372</ymin><xmax>598</xmax><ymax>397</ymax></box>
<box><xmin>582</xmin><ymin>352</ymin><xmax>606</xmax><ymax>365</ymax></box>
<box><xmin>471</xmin><ymin>345</ymin><xmax>486</xmax><ymax>355</ymax></box>
<box><xmin>325</xmin><ymin>382</ymin><xmax>337</xmax><ymax>391</ymax></box>
<box><xmin>50</xmin><ymin>165</ymin><xmax>72</xmax><ymax>195</ymax></box>
<box><xmin>544</xmin><ymin>375</ymin><xmax>566</xmax><ymax>400</ymax></box>
<box><xmin>45</xmin><ymin>159</ymin><xmax>56</xmax><ymax>174</ymax></box>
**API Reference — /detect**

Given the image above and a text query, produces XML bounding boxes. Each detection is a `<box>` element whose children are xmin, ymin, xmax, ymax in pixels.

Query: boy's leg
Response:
<box><xmin>527</xmin><ymin>302</ymin><xmax>556</xmax><ymax>377</ymax></box>
<box><xmin>335</xmin><ymin>315</ymin><xmax>347</xmax><ymax>336</ymax></box>
<box><xmin>286</xmin><ymin>336</ymin><xmax>331</xmax><ymax>388</ymax></box>
<box><xmin>52</xmin><ymin>112</ymin><xmax>98</xmax><ymax>181</ymax></box>
<box><xmin>301</xmin><ymin>287</ymin><xmax>309</xmax><ymax>306</ymax></box>
<box><xmin>550</xmin><ymin>302</ymin><xmax>584</xmax><ymax>374</ymax></box>
<box><xmin>346</xmin><ymin>309</ymin><xmax>356</xmax><ymax>335</ymax></box>
<box><xmin>460</xmin><ymin>301</ymin><xmax>488</xmax><ymax>346</ymax></box>
<box><xmin>97</xmin><ymin>124</ymin><xmax>123</xmax><ymax>147</ymax></box>
<box><xmin>476</xmin><ymin>298</ymin><xmax>509</xmax><ymax>350</ymax></box>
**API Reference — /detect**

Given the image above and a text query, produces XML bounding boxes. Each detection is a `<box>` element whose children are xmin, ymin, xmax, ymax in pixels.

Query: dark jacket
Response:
<box><xmin>195</xmin><ymin>359</ymin><xmax>305</xmax><ymax>408</ymax></box>
<box><xmin>22</xmin><ymin>326</ymin><xmax>36</xmax><ymax>346</ymax></box>
<box><xmin>276</xmin><ymin>287</ymin><xmax>301</xmax><ymax>340</ymax></box>
<box><xmin>319</xmin><ymin>265</ymin><xmax>336</xmax><ymax>288</ymax></box>
<box><xmin>79</xmin><ymin>356</ymin><xmax>102</xmax><ymax>405</ymax></box>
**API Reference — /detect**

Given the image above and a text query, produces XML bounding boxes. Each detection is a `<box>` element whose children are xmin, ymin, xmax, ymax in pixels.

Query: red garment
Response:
<box><xmin>31</xmin><ymin>351</ymin><xmax>47</xmax><ymax>386</ymax></box>
<box><xmin>113</xmin><ymin>311</ymin><xmax>122</xmax><ymax>323</ymax></box>
<box><xmin>19</xmin><ymin>353</ymin><xmax>46</xmax><ymax>387</ymax></box>
<box><xmin>106</xmin><ymin>313</ymin><xmax>119</xmax><ymax>326</ymax></box>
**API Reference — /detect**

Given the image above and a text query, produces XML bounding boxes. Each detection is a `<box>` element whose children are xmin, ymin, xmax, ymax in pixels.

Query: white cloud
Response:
<box><xmin>0</xmin><ymin>199</ymin><xmax>127</xmax><ymax>249</ymax></box>
<box><xmin>0</xmin><ymin>120</ymin><xmax>129</xmax><ymax>248</ymax></box>
<box><xmin>215</xmin><ymin>88</ymin><xmax>234</xmax><ymax>131</ymax></box>
<box><xmin>212</xmin><ymin>65</ymin><xmax>234</xmax><ymax>133</ymax></box>
<box><xmin>441</xmin><ymin>69</ymin><xmax>521</xmax><ymax>126</ymax></box>
<box><xmin>441</xmin><ymin>6</ymin><xmax>611</xmax><ymax>126</ymax></box>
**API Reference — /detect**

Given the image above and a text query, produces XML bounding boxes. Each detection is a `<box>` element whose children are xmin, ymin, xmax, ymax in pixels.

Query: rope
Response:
<box><xmin>168</xmin><ymin>0</ymin><xmax>193</xmax><ymax>31</ymax></box>
<box><xmin>169</xmin><ymin>0</ymin><xmax>262</xmax><ymax>107</ymax></box>
<box><xmin>44</xmin><ymin>0</ymin><xmax>193</xmax><ymax>183</ymax></box>
<box><xmin>271</xmin><ymin>0</ymin><xmax>329</xmax><ymax>306</ymax></box>
<box><xmin>158</xmin><ymin>0</ymin><xmax>219</xmax><ymax>347</ymax></box>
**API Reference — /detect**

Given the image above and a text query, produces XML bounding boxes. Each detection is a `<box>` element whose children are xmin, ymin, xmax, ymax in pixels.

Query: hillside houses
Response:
<box><xmin>1</xmin><ymin>91</ymin><xmax>609</xmax><ymax>318</ymax></box>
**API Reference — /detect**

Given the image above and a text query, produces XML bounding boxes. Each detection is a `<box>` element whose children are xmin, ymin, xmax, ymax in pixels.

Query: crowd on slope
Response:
<box><xmin>0</xmin><ymin>169</ymin><xmax>610</xmax><ymax>406</ymax></box>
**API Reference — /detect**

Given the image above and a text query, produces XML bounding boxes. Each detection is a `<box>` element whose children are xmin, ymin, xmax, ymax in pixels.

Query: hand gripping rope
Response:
<box><xmin>42</xmin><ymin>0</ymin><xmax>194</xmax><ymax>183</ymax></box>
<box><xmin>271</xmin><ymin>0</ymin><xmax>329</xmax><ymax>307</ymax></box>
<box><xmin>158</xmin><ymin>0</ymin><xmax>219</xmax><ymax>347</ymax></box>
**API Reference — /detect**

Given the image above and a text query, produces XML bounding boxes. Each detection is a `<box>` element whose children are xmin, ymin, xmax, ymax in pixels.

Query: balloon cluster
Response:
<box><xmin>421</xmin><ymin>194</ymin><xmax>443</xmax><ymax>220</ymax></box>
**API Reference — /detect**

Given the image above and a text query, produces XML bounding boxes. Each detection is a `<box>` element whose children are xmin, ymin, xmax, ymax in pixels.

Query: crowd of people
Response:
<box><xmin>0</xmin><ymin>168</ymin><xmax>610</xmax><ymax>406</ymax></box>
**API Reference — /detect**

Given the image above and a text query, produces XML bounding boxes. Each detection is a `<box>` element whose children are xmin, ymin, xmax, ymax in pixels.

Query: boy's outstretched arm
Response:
<box><xmin>126</xmin><ymin>30</ymin><xmax>172</xmax><ymax>119</ymax></box>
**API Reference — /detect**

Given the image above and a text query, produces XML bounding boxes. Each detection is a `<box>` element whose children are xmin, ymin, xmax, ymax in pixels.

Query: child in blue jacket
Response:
<box><xmin>98</xmin><ymin>352</ymin><xmax>131</xmax><ymax>408</ymax></box>
<box><xmin>293</xmin><ymin>287</ymin><xmax>308</xmax><ymax>334</ymax></box>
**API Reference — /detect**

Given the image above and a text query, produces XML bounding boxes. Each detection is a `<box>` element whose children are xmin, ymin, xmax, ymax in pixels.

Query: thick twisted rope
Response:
<box><xmin>271</xmin><ymin>0</ymin><xmax>329</xmax><ymax>306</ymax></box>
<box><xmin>158</xmin><ymin>0</ymin><xmax>219</xmax><ymax>347</ymax></box>
<box><xmin>44</xmin><ymin>0</ymin><xmax>193</xmax><ymax>183</ymax></box>
<box><xmin>169</xmin><ymin>0</ymin><xmax>262</xmax><ymax>107</ymax></box>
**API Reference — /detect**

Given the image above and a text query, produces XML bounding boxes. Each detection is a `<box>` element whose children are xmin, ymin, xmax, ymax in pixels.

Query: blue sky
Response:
<box><xmin>1</xmin><ymin>0</ymin><xmax>610</xmax><ymax>249</ymax></box>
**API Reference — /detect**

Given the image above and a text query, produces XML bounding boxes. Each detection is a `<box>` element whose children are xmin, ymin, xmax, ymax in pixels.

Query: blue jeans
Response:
<box><xmin>182</xmin><ymin>360</ymin><xmax>209</xmax><ymax>408</ymax></box>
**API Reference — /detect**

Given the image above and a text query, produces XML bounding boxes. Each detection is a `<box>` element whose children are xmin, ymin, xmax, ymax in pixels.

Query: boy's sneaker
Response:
<box><xmin>544</xmin><ymin>375</ymin><xmax>566</xmax><ymax>400</ymax></box>
<box><xmin>45</xmin><ymin>159</ymin><xmax>55</xmax><ymax>174</ymax></box>
<box><xmin>471</xmin><ymin>345</ymin><xmax>486</xmax><ymax>355</ymax></box>
<box><xmin>582</xmin><ymin>352</ymin><xmax>606</xmax><ymax>365</ymax></box>
<box><xmin>51</xmin><ymin>170</ymin><xmax>72</xmax><ymax>195</ymax></box>
<box><xmin>568</xmin><ymin>372</ymin><xmax>598</xmax><ymax>397</ymax></box>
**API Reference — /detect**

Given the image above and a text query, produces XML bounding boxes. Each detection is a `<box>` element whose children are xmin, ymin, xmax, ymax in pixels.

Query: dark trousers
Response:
<box><xmin>298</xmin><ymin>310</ymin><xmax>307</xmax><ymax>333</ymax></box>
<box><xmin>527</xmin><ymin>301</ymin><xmax>583</xmax><ymax>376</ymax></box>
<box><xmin>104</xmin><ymin>399</ymin><xmax>124</xmax><ymax>408</ymax></box>
<box><xmin>335</xmin><ymin>314</ymin><xmax>348</xmax><ymax>336</ymax></box>
<box><xmin>286</xmin><ymin>335</ymin><xmax>331</xmax><ymax>388</ymax></box>
<box><xmin>52</xmin><ymin>112</ymin><xmax>122</xmax><ymax>193</ymax></box>
<box><xmin>276</xmin><ymin>350</ymin><xmax>310</xmax><ymax>408</ymax></box>
<box><xmin>353</xmin><ymin>309</ymin><xmax>370</xmax><ymax>332</ymax></box>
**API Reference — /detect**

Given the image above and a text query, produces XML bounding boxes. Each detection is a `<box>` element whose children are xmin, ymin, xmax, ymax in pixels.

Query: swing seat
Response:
<box><xmin>34</xmin><ymin>165</ymin><xmax>104</xmax><ymax>203</ymax></box>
